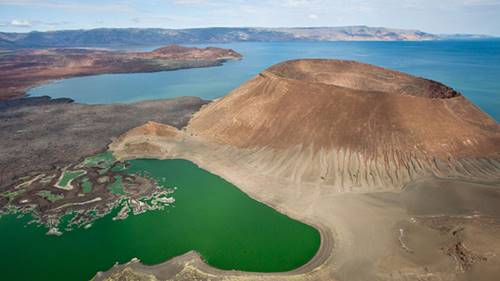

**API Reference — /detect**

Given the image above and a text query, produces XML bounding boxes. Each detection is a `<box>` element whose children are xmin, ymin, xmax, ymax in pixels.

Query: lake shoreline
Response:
<box><xmin>0</xmin><ymin>45</ymin><xmax>242</xmax><ymax>101</ymax></box>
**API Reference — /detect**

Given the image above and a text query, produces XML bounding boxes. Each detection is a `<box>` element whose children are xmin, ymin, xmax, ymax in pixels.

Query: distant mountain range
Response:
<box><xmin>0</xmin><ymin>26</ymin><xmax>495</xmax><ymax>48</ymax></box>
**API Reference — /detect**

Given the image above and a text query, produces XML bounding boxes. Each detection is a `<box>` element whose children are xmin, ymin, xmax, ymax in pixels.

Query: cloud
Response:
<box><xmin>10</xmin><ymin>19</ymin><xmax>31</xmax><ymax>27</ymax></box>
<box><xmin>0</xmin><ymin>19</ymin><xmax>33</xmax><ymax>28</ymax></box>
<box><xmin>283</xmin><ymin>0</ymin><xmax>315</xmax><ymax>7</ymax></box>
<box><xmin>0</xmin><ymin>0</ymin><xmax>499</xmax><ymax>34</ymax></box>
<box><xmin>174</xmin><ymin>0</ymin><xmax>209</xmax><ymax>4</ymax></box>
<box><xmin>0</xmin><ymin>18</ymin><xmax>70</xmax><ymax>29</ymax></box>
<box><xmin>0</xmin><ymin>0</ymin><xmax>131</xmax><ymax>12</ymax></box>
<box><xmin>461</xmin><ymin>0</ymin><xmax>500</xmax><ymax>6</ymax></box>
<box><xmin>308</xmin><ymin>13</ymin><xmax>318</xmax><ymax>19</ymax></box>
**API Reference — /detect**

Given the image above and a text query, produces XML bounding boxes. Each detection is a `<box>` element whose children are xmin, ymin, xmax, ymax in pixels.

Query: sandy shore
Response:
<box><xmin>98</xmin><ymin>128</ymin><xmax>500</xmax><ymax>281</ymax></box>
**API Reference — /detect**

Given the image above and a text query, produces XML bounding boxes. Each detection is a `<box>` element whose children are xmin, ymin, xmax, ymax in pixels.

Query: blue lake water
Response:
<box><xmin>29</xmin><ymin>41</ymin><xmax>500</xmax><ymax>121</ymax></box>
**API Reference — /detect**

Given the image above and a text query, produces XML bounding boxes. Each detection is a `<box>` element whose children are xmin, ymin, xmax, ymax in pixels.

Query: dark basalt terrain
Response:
<box><xmin>0</xmin><ymin>45</ymin><xmax>241</xmax><ymax>100</ymax></box>
<box><xmin>0</xmin><ymin>96</ymin><xmax>207</xmax><ymax>190</ymax></box>
<box><xmin>0</xmin><ymin>96</ymin><xmax>207</xmax><ymax>234</ymax></box>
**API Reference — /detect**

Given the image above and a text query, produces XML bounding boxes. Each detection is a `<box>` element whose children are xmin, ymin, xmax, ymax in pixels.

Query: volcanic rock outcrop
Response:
<box><xmin>115</xmin><ymin>59</ymin><xmax>500</xmax><ymax>192</ymax></box>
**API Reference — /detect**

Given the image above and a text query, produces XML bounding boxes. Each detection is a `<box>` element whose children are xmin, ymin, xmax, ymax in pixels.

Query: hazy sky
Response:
<box><xmin>1</xmin><ymin>0</ymin><xmax>499</xmax><ymax>35</ymax></box>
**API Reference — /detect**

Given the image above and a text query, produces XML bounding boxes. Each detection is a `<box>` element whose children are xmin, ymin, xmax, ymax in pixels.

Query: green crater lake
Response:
<box><xmin>0</xmin><ymin>159</ymin><xmax>320</xmax><ymax>281</ymax></box>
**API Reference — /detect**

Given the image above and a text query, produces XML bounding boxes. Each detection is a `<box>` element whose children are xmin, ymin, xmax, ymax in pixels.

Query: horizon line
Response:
<box><xmin>0</xmin><ymin>25</ymin><xmax>496</xmax><ymax>37</ymax></box>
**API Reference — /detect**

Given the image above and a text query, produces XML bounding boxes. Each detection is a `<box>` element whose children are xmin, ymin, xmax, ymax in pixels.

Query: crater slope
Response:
<box><xmin>184</xmin><ymin>59</ymin><xmax>500</xmax><ymax>191</ymax></box>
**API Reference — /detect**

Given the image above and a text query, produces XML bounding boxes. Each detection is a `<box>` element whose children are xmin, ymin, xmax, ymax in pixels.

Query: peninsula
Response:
<box><xmin>0</xmin><ymin>45</ymin><xmax>241</xmax><ymax>100</ymax></box>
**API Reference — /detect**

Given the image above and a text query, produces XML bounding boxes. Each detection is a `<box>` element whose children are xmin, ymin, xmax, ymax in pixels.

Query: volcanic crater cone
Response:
<box><xmin>113</xmin><ymin>59</ymin><xmax>500</xmax><ymax>192</ymax></box>
<box><xmin>184</xmin><ymin>59</ymin><xmax>500</xmax><ymax>190</ymax></box>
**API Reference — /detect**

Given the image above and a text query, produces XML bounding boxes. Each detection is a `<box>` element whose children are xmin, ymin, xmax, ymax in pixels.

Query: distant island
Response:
<box><xmin>0</xmin><ymin>26</ymin><xmax>495</xmax><ymax>48</ymax></box>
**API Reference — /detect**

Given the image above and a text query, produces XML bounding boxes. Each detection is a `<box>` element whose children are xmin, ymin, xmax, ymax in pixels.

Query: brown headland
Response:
<box><xmin>104</xmin><ymin>59</ymin><xmax>500</xmax><ymax>281</ymax></box>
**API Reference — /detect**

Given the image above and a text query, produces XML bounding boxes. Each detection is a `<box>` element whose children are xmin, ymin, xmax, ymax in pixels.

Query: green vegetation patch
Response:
<box><xmin>81</xmin><ymin>151</ymin><xmax>115</xmax><ymax>169</ymax></box>
<box><xmin>108</xmin><ymin>176</ymin><xmax>125</xmax><ymax>195</ymax></box>
<box><xmin>37</xmin><ymin>190</ymin><xmax>64</xmax><ymax>203</ymax></box>
<box><xmin>56</xmin><ymin>170</ymin><xmax>86</xmax><ymax>190</ymax></box>
<box><xmin>1</xmin><ymin>189</ymin><xmax>26</xmax><ymax>202</ymax></box>
<box><xmin>81</xmin><ymin>177</ymin><xmax>92</xmax><ymax>193</ymax></box>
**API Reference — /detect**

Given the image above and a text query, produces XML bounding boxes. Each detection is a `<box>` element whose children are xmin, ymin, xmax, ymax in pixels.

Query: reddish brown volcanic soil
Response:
<box><xmin>0</xmin><ymin>45</ymin><xmax>241</xmax><ymax>100</ymax></box>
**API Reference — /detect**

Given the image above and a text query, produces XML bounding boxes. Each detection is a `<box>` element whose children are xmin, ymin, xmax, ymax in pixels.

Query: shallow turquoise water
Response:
<box><xmin>0</xmin><ymin>159</ymin><xmax>320</xmax><ymax>281</ymax></box>
<box><xmin>29</xmin><ymin>40</ymin><xmax>500</xmax><ymax>121</ymax></box>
